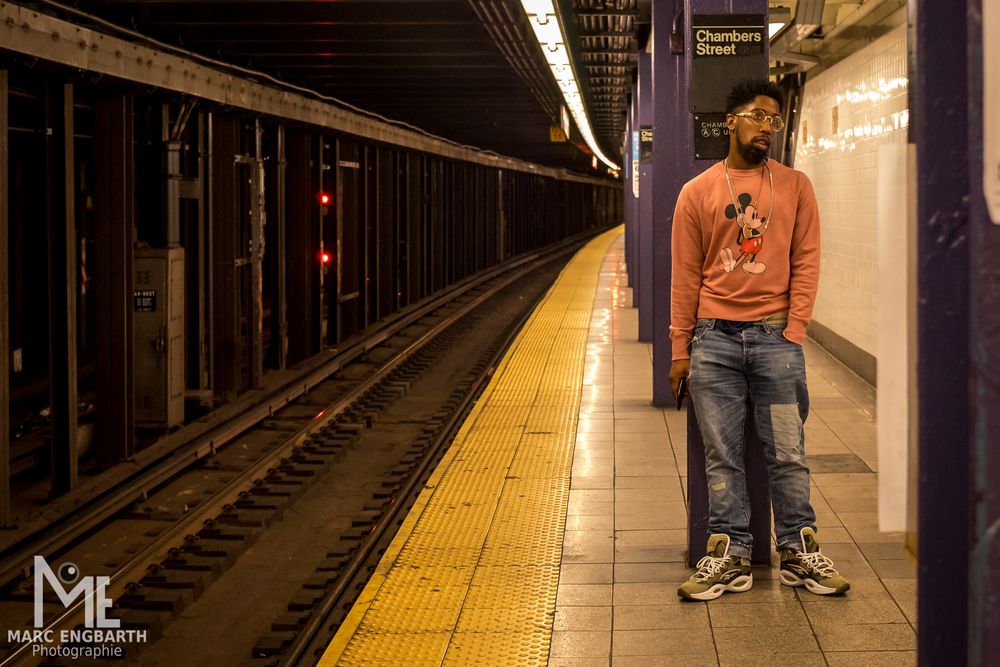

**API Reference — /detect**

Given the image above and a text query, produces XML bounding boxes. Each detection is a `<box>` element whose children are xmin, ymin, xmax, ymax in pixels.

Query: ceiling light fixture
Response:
<box><xmin>519</xmin><ymin>0</ymin><xmax>620</xmax><ymax>171</ymax></box>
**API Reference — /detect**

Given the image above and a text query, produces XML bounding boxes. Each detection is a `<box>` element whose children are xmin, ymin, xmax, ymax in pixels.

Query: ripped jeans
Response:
<box><xmin>689</xmin><ymin>318</ymin><xmax>816</xmax><ymax>559</ymax></box>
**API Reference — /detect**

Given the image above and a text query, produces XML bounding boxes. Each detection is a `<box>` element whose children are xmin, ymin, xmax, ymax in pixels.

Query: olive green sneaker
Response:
<box><xmin>779</xmin><ymin>527</ymin><xmax>851</xmax><ymax>595</ymax></box>
<box><xmin>677</xmin><ymin>534</ymin><xmax>752</xmax><ymax>601</ymax></box>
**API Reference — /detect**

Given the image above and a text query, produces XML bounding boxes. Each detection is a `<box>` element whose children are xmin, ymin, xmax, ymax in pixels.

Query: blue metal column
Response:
<box><xmin>630</xmin><ymin>83</ymin><xmax>641</xmax><ymax>300</ymax></box>
<box><xmin>968</xmin><ymin>4</ymin><xmax>1000</xmax><ymax>665</ymax></box>
<box><xmin>652</xmin><ymin>0</ymin><xmax>770</xmax><ymax>566</ymax></box>
<box><xmin>913</xmin><ymin>1</ymin><xmax>971</xmax><ymax>664</ymax></box>
<box><xmin>650</xmin><ymin>0</ymin><xmax>680</xmax><ymax>406</ymax></box>
<box><xmin>638</xmin><ymin>52</ymin><xmax>654</xmax><ymax>341</ymax></box>
<box><xmin>624</xmin><ymin>109</ymin><xmax>634</xmax><ymax>285</ymax></box>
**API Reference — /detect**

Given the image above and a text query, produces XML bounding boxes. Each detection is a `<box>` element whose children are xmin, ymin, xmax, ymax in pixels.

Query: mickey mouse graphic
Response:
<box><xmin>718</xmin><ymin>192</ymin><xmax>767</xmax><ymax>275</ymax></box>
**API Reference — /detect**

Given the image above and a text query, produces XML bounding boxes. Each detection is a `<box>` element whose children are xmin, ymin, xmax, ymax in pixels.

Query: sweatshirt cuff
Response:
<box><xmin>671</xmin><ymin>336</ymin><xmax>691</xmax><ymax>360</ymax></box>
<box><xmin>783</xmin><ymin>320</ymin><xmax>807</xmax><ymax>345</ymax></box>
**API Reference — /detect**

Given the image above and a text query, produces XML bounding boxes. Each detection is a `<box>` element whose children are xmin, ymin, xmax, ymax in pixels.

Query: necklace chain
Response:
<box><xmin>723</xmin><ymin>158</ymin><xmax>774</xmax><ymax>230</ymax></box>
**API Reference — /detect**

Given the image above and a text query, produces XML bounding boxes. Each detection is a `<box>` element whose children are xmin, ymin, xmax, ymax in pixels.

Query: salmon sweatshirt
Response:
<box><xmin>669</xmin><ymin>158</ymin><xmax>821</xmax><ymax>360</ymax></box>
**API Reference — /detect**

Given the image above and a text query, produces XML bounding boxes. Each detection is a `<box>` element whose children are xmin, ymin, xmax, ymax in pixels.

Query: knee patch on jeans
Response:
<box><xmin>770</xmin><ymin>403</ymin><xmax>803</xmax><ymax>462</ymax></box>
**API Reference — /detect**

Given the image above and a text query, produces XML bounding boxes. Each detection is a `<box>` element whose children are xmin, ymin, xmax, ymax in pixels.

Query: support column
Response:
<box><xmin>250</xmin><ymin>120</ymin><xmax>264</xmax><ymax>387</ymax></box>
<box><xmin>623</xmin><ymin>109</ymin><xmax>634</xmax><ymax>287</ymax></box>
<box><xmin>276</xmin><ymin>124</ymin><xmax>288</xmax><ymax>370</ymax></box>
<box><xmin>630</xmin><ymin>83</ymin><xmax>640</xmax><ymax>299</ymax></box>
<box><xmin>0</xmin><ymin>70</ymin><xmax>9</xmax><ymax>524</ymax></box>
<box><xmin>637</xmin><ymin>51</ymin><xmax>654</xmax><ymax>342</ymax></box>
<box><xmin>46</xmin><ymin>82</ymin><xmax>77</xmax><ymax>494</ymax></box>
<box><xmin>652</xmin><ymin>0</ymin><xmax>770</xmax><ymax>565</ymax></box>
<box><xmin>652</xmin><ymin>0</ymin><xmax>689</xmax><ymax>407</ymax></box>
<box><xmin>94</xmin><ymin>92</ymin><xmax>135</xmax><ymax>464</ymax></box>
<box><xmin>913</xmin><ymin>1</ymin><xmax>971</xmax><ymax>664</ymax></box>
<box><xmin>285</xmin><ymin>130</ymin><xmax>316</xmax><ymax>364</ymax></box>
<box><xmin>211</xmin><ymin>116</ymin><xmax>240</xmax><ymax>400</ymax></box>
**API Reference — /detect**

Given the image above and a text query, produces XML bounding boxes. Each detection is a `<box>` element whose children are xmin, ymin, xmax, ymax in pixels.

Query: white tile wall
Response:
<box><xmin>794</xmin><ymin>23</ymin><xmax>909</xmax><ymax>357</ymax></box>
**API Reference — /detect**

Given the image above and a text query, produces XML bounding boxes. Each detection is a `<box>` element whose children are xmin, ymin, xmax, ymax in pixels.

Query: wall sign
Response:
<box><xmin>134</xmin><ymin>289</ymin><xmax>157</xmax><ymax>312</ymax></box>
<box><xmin>631</xmin><ymin>130</ymin><xmax>640</xmax><ymax>198</ymax></box>
<box><xmin>689</xmin><ymin>14</ymin><xmax>767</xmax><ymax>113</ymax></box>
<box><xmin>639</xmin><ymin>126</ymin><xmax>653</xmax><ymax>161</ymax></box>
<box><xmin>693</xmin><ymin>113</ymin><xmax>730</xmax><ymax>160</ymax></box>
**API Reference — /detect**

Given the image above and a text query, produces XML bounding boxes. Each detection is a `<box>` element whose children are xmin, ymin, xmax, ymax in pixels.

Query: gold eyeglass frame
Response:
<box><xmin>733</xmin><ymin>109</ymin><xmax>785</xmax><ymax>132</ymax></box>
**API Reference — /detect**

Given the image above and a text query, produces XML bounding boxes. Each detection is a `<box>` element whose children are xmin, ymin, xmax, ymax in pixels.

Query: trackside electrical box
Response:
<box><xmin>134</xmin><ymin>247</ymin><xmax>185</xmax><ymax>428</ymax></box>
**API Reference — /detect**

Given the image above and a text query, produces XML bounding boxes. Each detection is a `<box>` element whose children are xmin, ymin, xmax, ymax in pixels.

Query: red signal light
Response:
<box><xmin>319</xmin><ymin>192</ymin><xmax>331</xmax><ymax>205</ymax></box>
<box><xmin>321</xmin><ymin>252</ymin><xmax>331</xmax><ymax>264</ymax></box>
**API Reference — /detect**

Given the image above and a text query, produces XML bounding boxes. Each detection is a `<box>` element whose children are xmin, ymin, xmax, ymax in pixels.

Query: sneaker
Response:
<box><xmin>677</xmin><ymin>534</ymin><xmax>753</xmax><ymax>601</ymax></box>
<box><xmin>779</xmin><ymin>527</ymin><xmax>851</xmax><ymax>595</ymax></box>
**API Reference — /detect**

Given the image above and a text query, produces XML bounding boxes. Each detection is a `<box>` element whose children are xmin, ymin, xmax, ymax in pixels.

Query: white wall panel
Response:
<box><xmin>794</xmin><ymin>22</ymin><xmax>909</xmax><ymax>357</ymax></box>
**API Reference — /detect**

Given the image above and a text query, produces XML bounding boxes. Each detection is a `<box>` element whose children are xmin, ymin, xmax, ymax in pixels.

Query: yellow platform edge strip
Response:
<box><xmin>319</xmin><ymin>226</ymin><xmax>622</xmax><ymax>666</ymax></box>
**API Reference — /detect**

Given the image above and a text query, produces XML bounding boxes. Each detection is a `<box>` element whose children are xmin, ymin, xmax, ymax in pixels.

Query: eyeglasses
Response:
<box><xmin>733</xmin><ymin>109</ymin><xmax>785</xmax><ymax>132</ymax></box>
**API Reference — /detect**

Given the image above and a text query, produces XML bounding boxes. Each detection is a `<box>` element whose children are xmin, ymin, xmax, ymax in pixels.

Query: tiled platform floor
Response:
<box><xmin>550</xmin><ymin>234</ymin><xmax>917</xmax><ymax>666</ymax></box>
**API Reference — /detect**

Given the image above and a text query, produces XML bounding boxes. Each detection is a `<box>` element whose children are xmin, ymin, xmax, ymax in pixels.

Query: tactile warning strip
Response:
<box><xmin>319</xmin><ymin>227</ymin><xmax>622</xmax><ymax>666</ymax></box>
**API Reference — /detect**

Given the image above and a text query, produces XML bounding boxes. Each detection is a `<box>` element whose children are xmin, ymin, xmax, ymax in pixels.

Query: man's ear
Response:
<box><xmin>726</xmin><ymin>114</ymin><xmax>735</xmax><ymax>130</ymax></box>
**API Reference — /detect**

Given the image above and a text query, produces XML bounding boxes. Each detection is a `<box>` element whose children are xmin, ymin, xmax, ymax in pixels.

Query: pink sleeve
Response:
<box><xmin>669</xmin><ymin>184</ymin><xmax>705</xmax><ymax>360</ymax></box>
<box><xmin>784</xmin><ymin>174</ymin><xmax>821</xmax><ymax>344</ymax></box>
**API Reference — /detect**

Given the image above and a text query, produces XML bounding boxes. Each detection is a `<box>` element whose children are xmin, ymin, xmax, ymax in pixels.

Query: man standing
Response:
<box><xmin>670</xmin><ymin>79</ymin><xmax>850</xmax><ymax>601</ymax></box>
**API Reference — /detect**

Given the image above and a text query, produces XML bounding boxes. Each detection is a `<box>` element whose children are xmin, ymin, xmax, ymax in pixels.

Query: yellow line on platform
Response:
<box><xmin>319</xmin><ymin>226</ymin><xmax>622</xmax><ymax>666</ymax></box>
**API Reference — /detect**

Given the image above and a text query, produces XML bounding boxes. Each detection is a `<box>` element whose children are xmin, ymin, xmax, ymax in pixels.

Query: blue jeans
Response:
<box><xmin>689</xmin><ymin>318</ymin><xmax>816</xmax><ymax>559</ymax></box>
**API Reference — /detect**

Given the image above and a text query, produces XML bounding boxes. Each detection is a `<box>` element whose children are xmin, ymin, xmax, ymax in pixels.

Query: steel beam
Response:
<box><xmin>319</xmin><ymin>136</ymin><xmax>331</xmax><ymax>344</ymax></box>
<box><xmin>211</xmin><ymin>116</ymin><xmax>241</xmax><ymax>400</ymax></box>
<box><xmin>0</xmin><ymin>70</ymin><xmax>9</xmax><ymax>525</ymax></box>
<box><xmin>94</xmin><ymin>92</ymin><xmax>136</xmax><ymax>464</ymax></box>
<box><xmin>0</xmin><ymin>2</ymin><xmax>608</xmax><ymax>187</ymax></box>
<box><xmin>275</xmin><ymin>124</ymin><xmax>288</xmax><ymax>369</ymax></box>
<box><xmin>46</xmin><ymin>82</ymin><xmax>78</xmax><ymax>493</ymax></box>
<box><xmin>363</xmin><ymin>145</ymin><xmax>373</xmax><ymax>327</ymax></box>
<box><xmin>196</xmin><ymin>112</ymin><xmax>210</xmax><ymax>390</ymax></box>
<box><xmin>250</xmin><ymin>120</ymin><xmax>264</xmax><ymax>387</ymax></box>
<box><xmin>284</xmin><ymin>130</ymin><xmax>315</xmax><ymax>364</ymax></box>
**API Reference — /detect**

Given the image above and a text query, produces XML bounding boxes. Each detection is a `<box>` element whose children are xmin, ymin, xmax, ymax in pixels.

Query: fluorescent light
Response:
<box><xmin>543</xmin><ymin>44</ymin><xmax>571</xmax><ymax>67</ymax></box>
<box><xmin>768</xmin><ymin>22</ymin><xmax>787</xmax><ymax>38</ymax></box>
<box><xmin>521</xmin><ymin>0</ymin><xmax>555</xmax><ymax>14</ymax></box>
<box><xmin>532</xmin><ymin>17</ymin><xmax>562</xmax><ymax>45</ymax></box>
<box><xmin>519</xmin><ymin>0</ymin><xmax>620</xmax><ymax>171</ymax></box>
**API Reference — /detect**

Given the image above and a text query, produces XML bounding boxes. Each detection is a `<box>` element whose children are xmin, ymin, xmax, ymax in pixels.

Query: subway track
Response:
<box><xmin>0</xmin><ymin>236</ymin><xmax>591</xmax><ymax>666</ymax></box>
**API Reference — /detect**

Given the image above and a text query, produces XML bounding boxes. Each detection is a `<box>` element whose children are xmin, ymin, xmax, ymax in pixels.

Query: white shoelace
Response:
<box><xmin>800</xmin><ymin>551</ymin><xmax>838</xmax><ymax>577</ymax></box>
<box><xmin>692</xmin><ymin>555</ymin><xmax>730</xmax><ymax>582</ymax></box>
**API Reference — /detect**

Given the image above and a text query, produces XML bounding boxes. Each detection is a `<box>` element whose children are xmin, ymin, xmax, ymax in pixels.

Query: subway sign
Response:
<box><xmin>689</xmin><ymin>14</ymin><xmax>768</xmax><ymax>113</ymax></box>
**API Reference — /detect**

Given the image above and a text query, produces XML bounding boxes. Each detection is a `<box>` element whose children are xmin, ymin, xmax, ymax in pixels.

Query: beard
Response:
<box><xmin>737</xmin><ymin>136</ymin><xmax>769</xmax><ymax>165</ymax></box>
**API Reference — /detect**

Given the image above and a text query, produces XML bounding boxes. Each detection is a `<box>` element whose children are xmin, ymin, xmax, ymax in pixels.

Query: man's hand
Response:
<box><xmin>669</xmin><ymin>359</ymin><xmax>691</xmax><ymax>405</ymax></box>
